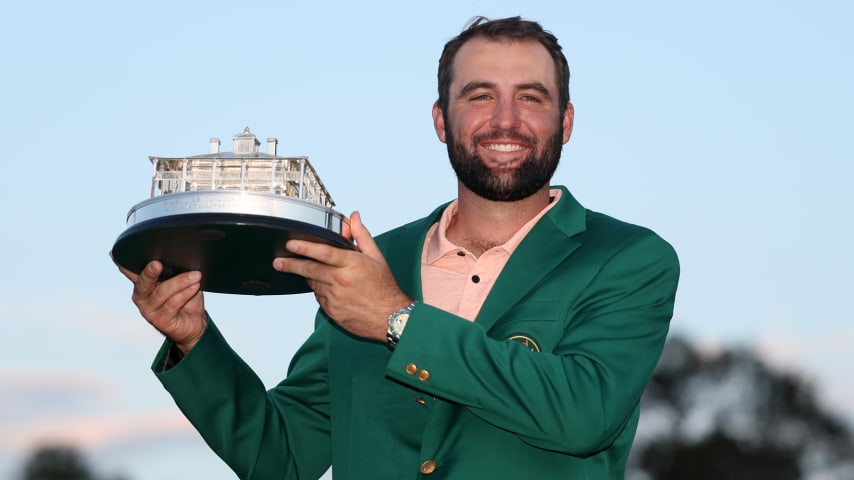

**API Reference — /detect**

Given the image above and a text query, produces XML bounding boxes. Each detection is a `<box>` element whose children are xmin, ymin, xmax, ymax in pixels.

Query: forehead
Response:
<box><xmin>451</xmin><ymin>37</ymin><xmax>558</xmax><ymax>90</ymax></box>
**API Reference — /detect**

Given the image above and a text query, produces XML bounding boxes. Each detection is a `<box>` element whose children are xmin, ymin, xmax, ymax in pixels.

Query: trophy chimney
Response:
<box><xmin>233</xmin><ymin>127</ymin><xmax>260</xmax><ymax>153</ymax></box>
<box><xmin>209</xmin><ymin>138</ymin><xmax>221</xmax><ymax>154</ymax></box>
<box><xmin>267</xmin><ymin>137</ymin><xmax>278</xmax><ymax>156</ymax></box>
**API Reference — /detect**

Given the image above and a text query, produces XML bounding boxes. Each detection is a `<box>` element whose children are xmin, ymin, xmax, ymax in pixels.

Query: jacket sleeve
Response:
<box><xmin>153</xmin><ymin>315</ymin><xmax>333</xmax><ymax>479</ymax></box>
<box><xmin>385</xmin><ymin>231</ymin><xmax>679</xmax><ymax>456</ymax></box>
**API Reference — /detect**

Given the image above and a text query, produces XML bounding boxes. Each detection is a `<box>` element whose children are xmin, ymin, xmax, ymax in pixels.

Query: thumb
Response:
<box><xmin>349</xmin><ymin>211</ymin><xmax>383</xmax><ymax>261</ymax></box>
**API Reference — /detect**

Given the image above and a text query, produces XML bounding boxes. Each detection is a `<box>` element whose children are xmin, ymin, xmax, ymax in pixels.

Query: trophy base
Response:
<box><xmin>112</xmin><ymin>212</ymin><xmax>353</xmax><ymax>295</ymax></box>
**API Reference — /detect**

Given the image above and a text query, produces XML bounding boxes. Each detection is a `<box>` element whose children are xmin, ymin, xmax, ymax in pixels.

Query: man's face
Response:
<box><xmin>433</xmin><ymin>37</ymin><xmax>574</xmax><ymax>202</ymax></box>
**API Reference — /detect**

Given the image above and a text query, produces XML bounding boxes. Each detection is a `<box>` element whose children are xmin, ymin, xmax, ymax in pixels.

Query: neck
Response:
<box><xmin>446</xmin><ymin>183</ymin><xmax>551</xmax><ymax>256</ymax></box>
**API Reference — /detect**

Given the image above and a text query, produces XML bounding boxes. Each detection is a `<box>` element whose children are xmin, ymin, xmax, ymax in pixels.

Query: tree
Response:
<box><xmin>628</xmin><ymin>336</ymin><xmax>854</xmax><ymax>480</ymax></box>
<box><xmin>18</xmin><ymin>445</ymin><xmax>94</xmax><ymax>480</ymax></box>
<box><xmin>17</xmin><ymin>445</ymin><xmax>130</xmax><ymax>480</ymax></box>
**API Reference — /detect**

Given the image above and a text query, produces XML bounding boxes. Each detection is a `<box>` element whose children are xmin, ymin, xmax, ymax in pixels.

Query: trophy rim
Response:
<box><xmin>126</xmin><ymin>190</ymin><xmax>347</xmax><ymax>230</ymax></box>
<box><xmin>112</xmin><ymin>191</ymin><xmax>354</xmax><ymax>296</ymax></box>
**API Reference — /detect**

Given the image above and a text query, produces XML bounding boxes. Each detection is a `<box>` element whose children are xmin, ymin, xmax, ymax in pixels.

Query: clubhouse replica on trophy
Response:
<box><xmin>112</xmin><ymin>128</ymin><xmax>352</xmax><ymax>295</ymax></box>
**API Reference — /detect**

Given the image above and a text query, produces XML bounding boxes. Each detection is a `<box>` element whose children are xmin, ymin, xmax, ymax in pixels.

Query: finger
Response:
<box><xmin>133</xmin><ymin>261</ymin><xmax>164</xmax><ymax>299</ymax></box>
<box><xmin>283</xmin><ymin>239</ymin><xmax>350</xmax><ymax>267</ymax></box>
<box><xmin>340</xmin><ymin>214</ymin><xmax>353</xmax><ymax>242</ymax></box>
<box><xmin>349</xmin><ymin>211</ymin><xmax>384</xmax><ymax>262</ymax></box>
<box><xmin>273</xmin><ymin>256</ymin><xmax>331</xmax><ymax>284</ymax></box>
<box><xmin>162</xmin><ymin>276</ymin><xmax>203</xmax><ymax>312</ymax></box>
<box><xmin>138</xmin><ymin>270</ymin><xmax>203</xmax><ymax>316</ymax></box>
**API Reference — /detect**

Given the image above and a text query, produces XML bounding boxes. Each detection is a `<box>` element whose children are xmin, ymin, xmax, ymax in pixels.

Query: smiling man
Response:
<box><xmin>118</xmin><ymin>16</ymin><xmax>680</xmax><ymax>479</ymax></box>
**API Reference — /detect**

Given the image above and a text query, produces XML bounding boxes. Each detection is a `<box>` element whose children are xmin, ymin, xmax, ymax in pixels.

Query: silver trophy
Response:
<box><xmin>112</xmin><ymin>128</ymin><xmax>352</xmax><ymax>295</ymax></box>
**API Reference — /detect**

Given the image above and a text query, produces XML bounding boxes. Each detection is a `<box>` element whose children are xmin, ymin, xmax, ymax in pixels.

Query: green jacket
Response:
<box><xmin>154</xmin><ymin>185</ymin><xmax>679</xmax><ymax>479</ymax></box>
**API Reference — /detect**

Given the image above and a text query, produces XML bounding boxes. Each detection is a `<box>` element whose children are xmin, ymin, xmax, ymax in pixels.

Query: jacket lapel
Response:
<box><xmin>379</xmin><ymin>203</ymin><xmax>448</xmax><ymax>301</ymax></box>
<box><xmin>475</xmin><ymin>186</ymin><xmax>586</xmax><ymax>332</ymax></box>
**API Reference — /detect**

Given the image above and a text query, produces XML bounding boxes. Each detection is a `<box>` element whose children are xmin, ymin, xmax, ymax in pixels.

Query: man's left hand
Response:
<box><xmin>273</xmin><ymin>211</ymin><xmax>412</xmax><ymax>342</ymax></box>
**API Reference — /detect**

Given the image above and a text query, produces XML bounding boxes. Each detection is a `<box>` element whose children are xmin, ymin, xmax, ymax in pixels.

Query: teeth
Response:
<box><xmin>486</xmin><ymin>143</ymin><xmax>524</xmax><ymax>152</ymax></box>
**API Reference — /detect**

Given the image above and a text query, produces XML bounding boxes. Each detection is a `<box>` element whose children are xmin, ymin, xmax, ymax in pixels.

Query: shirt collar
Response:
<box><xmin>424</xmin><ymin>188</ymin><xmax>563</xmax><ymax>264</ymax></box>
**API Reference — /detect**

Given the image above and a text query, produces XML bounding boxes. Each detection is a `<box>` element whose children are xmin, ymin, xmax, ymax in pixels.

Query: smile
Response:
<box><xmin>483</xmin><ymin>143</ymin><xmax>526</xmax><ymax>152</ymax></box>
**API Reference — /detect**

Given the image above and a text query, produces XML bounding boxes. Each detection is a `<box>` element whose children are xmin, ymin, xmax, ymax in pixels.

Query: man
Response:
<box><xmin>119</xmin><ymin>16</ymin><xmax>679</xmax><ymax>479</ymax></box>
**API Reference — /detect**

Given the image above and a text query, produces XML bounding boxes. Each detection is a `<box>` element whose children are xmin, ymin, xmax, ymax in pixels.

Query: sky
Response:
<box><xmin>1</xmin><ymin>0</ymin><xmax>852</xmax><ymax>478</ymax></box>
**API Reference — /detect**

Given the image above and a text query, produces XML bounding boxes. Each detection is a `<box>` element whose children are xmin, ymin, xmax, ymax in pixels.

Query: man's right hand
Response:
<box><xmin>113</xmin><ymin>257</ymin><xmax>207</xmax><ymax>354</ymax></box>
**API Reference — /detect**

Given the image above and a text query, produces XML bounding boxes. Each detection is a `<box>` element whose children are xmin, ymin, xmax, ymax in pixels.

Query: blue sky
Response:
<box><xmin>1</xmin><ymin>1</ymin><xmax>852</xmax><ymax>478</ymax></box>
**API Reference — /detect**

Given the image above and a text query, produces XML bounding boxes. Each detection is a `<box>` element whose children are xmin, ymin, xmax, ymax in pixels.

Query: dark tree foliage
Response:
<box><xmin>17</xmin><ymin>445</ymin><xmax>129</xmax><ymax>480</ymax></box>
<box><xmin>628</xmin><ymin>336</ymin><xmax>854</xmax><ymax>480</ymax></box>
<box><xmin>641</xmin><ymin>430</ymin><xmax>800</xmax><ymax>480</ymax></box>
<box><xmin>18</xmin><ymin>445</ymin><xmax>94</xmax><ymax>480</ymax></box>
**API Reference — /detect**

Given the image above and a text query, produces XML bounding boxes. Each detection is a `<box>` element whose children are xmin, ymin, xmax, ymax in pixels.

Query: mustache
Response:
<box><xmin>472</xmin><ymin>129</ymin><xmax>537</xmax><ymax>146</ymax></box>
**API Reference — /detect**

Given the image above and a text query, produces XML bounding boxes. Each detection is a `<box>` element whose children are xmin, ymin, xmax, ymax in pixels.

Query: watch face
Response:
<box><xmin>392</xmin><ymin>312</ymin><xmax>410</xmax><ymax>336</ymax></box>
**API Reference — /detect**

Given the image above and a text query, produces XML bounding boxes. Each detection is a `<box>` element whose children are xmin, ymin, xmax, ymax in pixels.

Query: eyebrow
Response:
<box><xmin>458</xmin><ymin>81</ymin><xmax>496</xmax><ymax>97</ymax></box>
<box><xmin>457</xmin><ymin>81</ymin><xmax>553</xmax><ymax>99</ymax></box>
<box><xmin>517</xmin><ymin>82</ymin><xmax>552</xmax><ymax>98</ymax></box>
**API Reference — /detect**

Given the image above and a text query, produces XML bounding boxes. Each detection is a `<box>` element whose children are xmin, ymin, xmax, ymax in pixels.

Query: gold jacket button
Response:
<box><xmin>417</xmin><ymin>369</ymin><xmax>431</xmax><ymax>382</ymax></box>
<box><xmin>415</xmin><ymin>397</ymin><xmax>426</xmax><ymax>405</ymax></box>
<box><xmin>405</xmin><ymin>363</ymin><xmax>418</xmax><ymax>375</ymax></box>
<box><xmin>420</xmin><ymin>460</ymin><xmax>437</xmax><ymax>475</ymax></box>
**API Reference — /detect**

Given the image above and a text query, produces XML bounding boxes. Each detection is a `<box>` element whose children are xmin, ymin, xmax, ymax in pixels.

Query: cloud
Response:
<box><xmin>0</xmin><ymin>369</ymin><xmax>121</xmax><ymax>424</ymax></box>
<box><xmin>0</xmin><ymin>288</ymin><xmax>161</xmax><ymax>348</ymax></box>
<box><xmin>0</xmin><ymin>367</ymin><xmax>196</xmax><ymax>456</ymax></box>
<box><xmin>0</xmin><ymin>406</ymin><xmax>195</xmax><ymax>454</ymax></box>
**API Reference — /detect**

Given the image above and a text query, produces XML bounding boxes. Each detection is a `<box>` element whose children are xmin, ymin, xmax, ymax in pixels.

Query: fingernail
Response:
<box><xmin>273</xmin><ymin>259</ymin><xmax>282</xmax><ymax>270</ymax></box>
<box><xmin>188</xmin><ymin>271</ymin><xmax>201</xmax><ymax>281</ymax></box>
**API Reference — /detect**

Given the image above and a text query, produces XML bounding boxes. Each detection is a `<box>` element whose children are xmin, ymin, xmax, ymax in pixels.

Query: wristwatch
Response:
<box><xmin>387</xmin><ymin>302</ymin><xmax>416</xmax><ymax>350</ymax></box>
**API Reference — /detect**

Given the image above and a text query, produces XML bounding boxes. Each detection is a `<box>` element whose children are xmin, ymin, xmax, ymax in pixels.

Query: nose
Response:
<box><xmin>489</xmin><ymin>97</ymin><xmax>521</xmax><ymax>130</ymax></box>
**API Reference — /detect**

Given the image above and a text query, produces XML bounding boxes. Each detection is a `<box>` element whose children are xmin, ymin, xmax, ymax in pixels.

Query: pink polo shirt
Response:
<box><xmin>420</xmin><ymin>189</ymin><xmax>562</xmax><ymax>321</ymax></box>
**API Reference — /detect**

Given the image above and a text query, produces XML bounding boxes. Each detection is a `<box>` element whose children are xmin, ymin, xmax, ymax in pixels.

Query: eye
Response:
<box><xmin>470</xmin><ymin>94</ymin><xmax>492</xmax><ymax>102</ymax></box>
<box><xmin>519</xmin><ymin>94</ymin><xmax>542</xmax><ymax>103</ymax></box>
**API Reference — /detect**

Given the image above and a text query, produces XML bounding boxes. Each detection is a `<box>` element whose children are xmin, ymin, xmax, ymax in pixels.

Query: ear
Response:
<box><xmin>562</xmin><ymin>102</ymin><xmax>574</xmax><ymax>144</ymax></box>
<box><xmin>432</xmin><ymin>102</ymin><xmax>447</xmax><ymax>144</ymax></box>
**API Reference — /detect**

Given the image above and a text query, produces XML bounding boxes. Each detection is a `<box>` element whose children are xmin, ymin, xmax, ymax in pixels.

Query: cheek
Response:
<box><xmin>520</xmin><ymin>111</ymin><xmax>559</xmax><ymax>131</ymax></box>
<box><xmin>523</xmin><ymin>114</ymin><xmax>564</xmax><ymax>143</ymax></box>
<box><xmin>452</xmin><ymin>107</ymin><xmax>491</xmax><ymax>134</ymax></box>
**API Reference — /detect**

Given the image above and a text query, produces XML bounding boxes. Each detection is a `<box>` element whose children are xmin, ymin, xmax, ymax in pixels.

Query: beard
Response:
<box><xmin>446</xmin><ymin>124</ymin><xmax>563</xmax><ymax>202</ymax></box>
